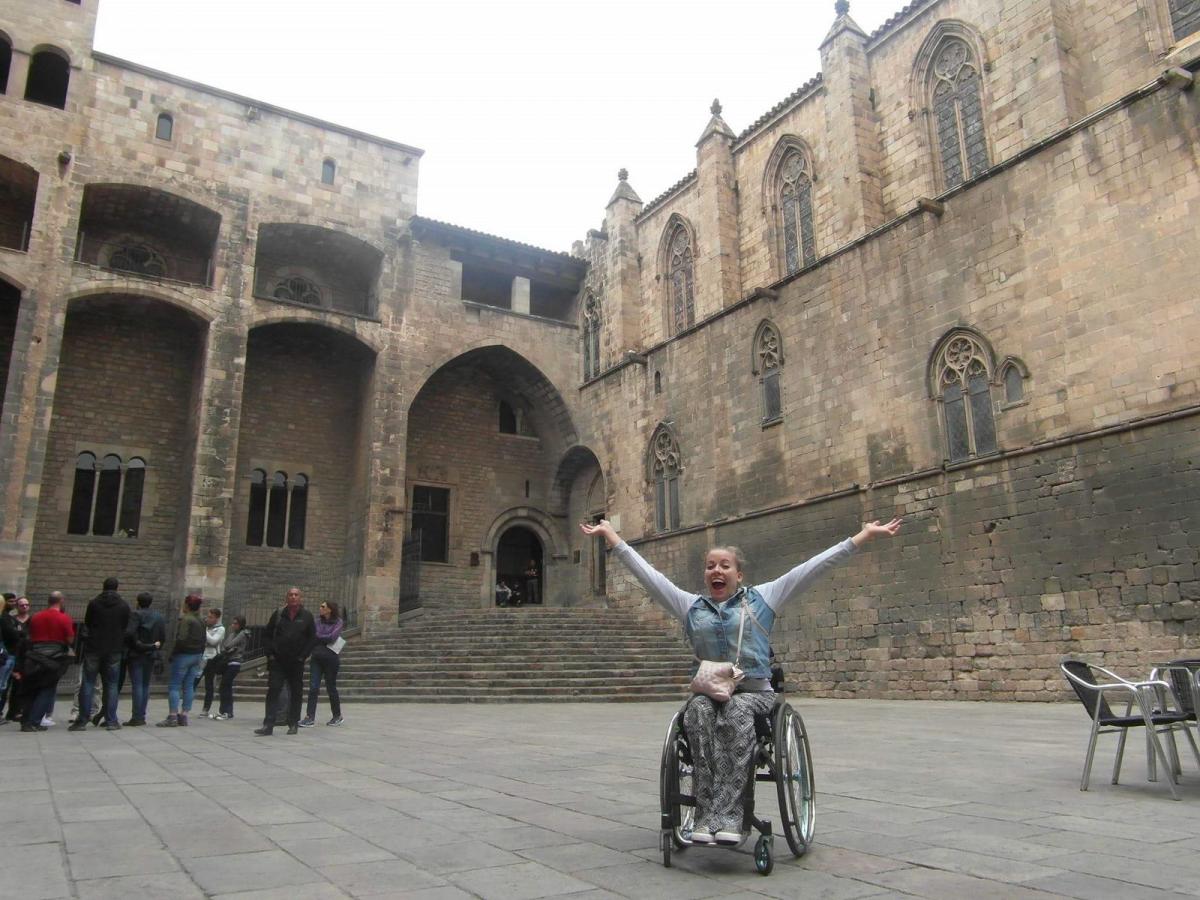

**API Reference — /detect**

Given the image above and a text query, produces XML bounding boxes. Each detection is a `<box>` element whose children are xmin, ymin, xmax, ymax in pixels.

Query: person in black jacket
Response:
<box><xmin>1</xmin><ymin>596</ymin><xmax>31</xmax><ymax>721</ymax></box>
<box><xmin>70</xmin><ymin>577</ymin><xmax>130</xmax><ymax>732</ymax></box>
<box><xmin>255</xmin><ymin>587</ymin><xmax>316</xmax><ymax>736</ymax></box>
<box><xmin>124</xmin><ymin>592</ymin><xmax>165</xmax><ymax>726</ymax></box>
<box><xmin>157</xmin><ymin>594</ymin><xmax>206</xmax><ymax>727</ymax></box>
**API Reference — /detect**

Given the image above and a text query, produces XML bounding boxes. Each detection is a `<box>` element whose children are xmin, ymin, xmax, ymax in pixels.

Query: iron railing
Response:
<box><xmin>74</xmin><ymin>233</ymin><xmax>213</xmax><ymax>286</ymax></box>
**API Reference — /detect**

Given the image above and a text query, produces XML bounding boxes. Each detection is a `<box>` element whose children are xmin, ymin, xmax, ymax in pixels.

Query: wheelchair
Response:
<box><xmin>658</xmin><ymin>694</ymin><xmax>815</xmax><ymax>875</ymax></box>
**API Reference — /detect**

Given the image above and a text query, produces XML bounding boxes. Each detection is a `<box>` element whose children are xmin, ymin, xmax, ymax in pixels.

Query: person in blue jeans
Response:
<box><xmin>300</xmin><ymin>601</ymin><xmax>344</xmax><ymax>727</ymax></box>
<box><xmin>157</xmin><ymin>594</ymin><xmax>205</xmax><ymax>727</ymax></box>
<box><xmin>124</xmin><ymin>592</ymin><xmax>165</xmax><ymax>726</ymax></box>
<box><xmin>70</xmin><ymin>577</ymin><xmax>130</xmax><ymax>732</ymax></box>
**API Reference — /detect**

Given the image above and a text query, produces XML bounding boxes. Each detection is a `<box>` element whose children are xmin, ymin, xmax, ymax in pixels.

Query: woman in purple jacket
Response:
<box><xmin>299</xmin><ymin>601</ymin><xmax>343</xmax><ymax>727</ymax></box>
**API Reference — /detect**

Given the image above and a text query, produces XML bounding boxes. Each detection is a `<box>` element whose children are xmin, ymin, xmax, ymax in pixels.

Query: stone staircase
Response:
<box><xmin>235</xmin><ymin>608</ymin><xmax>696</xmax><ymax>702</ymax></box>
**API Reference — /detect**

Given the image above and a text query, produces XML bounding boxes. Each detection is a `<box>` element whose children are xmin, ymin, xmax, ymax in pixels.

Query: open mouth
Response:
<box><xmin>710</xmin><ymin>577</ymin><xmax>727</xmax><ymax>592</ymax></box>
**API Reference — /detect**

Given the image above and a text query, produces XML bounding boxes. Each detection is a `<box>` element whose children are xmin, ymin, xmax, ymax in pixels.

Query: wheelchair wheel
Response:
<box><xmin>754</xmin><ymin>834</ymin><xmax>774</xmax><ymax>875</ymax></box>
<box><xmin>774</xmin><ymin>702</ymin><xmax>815</xmax><ymax>857</ymax></box>
<box><xmin>659</xmin><ymin>709</ymin><xmax>695</xmax><ymax>854</ymax></box>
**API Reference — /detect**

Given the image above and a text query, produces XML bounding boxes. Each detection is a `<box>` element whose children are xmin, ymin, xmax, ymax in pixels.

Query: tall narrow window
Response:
<box><xmin>582</xmin><ymin>291</ymin><xmax>601</xmax><ymax>380</ymax></box>
<box><xmin>930</xmin><ymin>38</ymin><xmax>988</xmax><ymax>189</ymax></box>
<box><xmin>287</xmin><ymin>473</ymin><xmax>308</xmax><ymax>549</ymax></box>
<box><xmin>1002</xmin><ymin>363</ymin><xmax>1025</xmax><ymax>404</ymax></box>
<box><xmin>246</xmin><ymin>469</ymin><xmax>267</xmax><ymax>546</ymax></box>
<box><xmin>665</xmin><ymin>223</ymin><xmax>695</xmax><ymax>335</ymax></box>
<box><xmin>155</xmin><ymin>113</ymin><xmax>173</xmax><ymax>142</ymax></box>
<box><xmin>25</xmin><ymin>48</ymin><xmax>70</xmax><ymax>109</ymax></box>
<box><xmin>265</xmin><ymin>471</ymin><xmax>288</xmax><ymax>547</ymax></box>
<box><xmin>321</xmin><ymin>158</ymin><xmax>336</xmax><ymax>185</ymax></box>
<box><xmin>92</xmin><ymin>454</ymin><xmax>123</xmax><ymax>536</ymax></box>
<box><xmin>67</xmin><ymin>452</ymin><xmax>96</xmax><ymax>535</ymax></box>
<box><xmin>67</xmin><ymin>452</ymin><xmax>147</xmax><ymax>537</ymax></box>
<box><xmin>779</xmin><ymin>150</ymin><xmax>816</xmax><ymax>275</ymax></box>
<box><xmin>754</xmin><ymin>320</ymin><xmax>784</xmax><ymax>424</ymax></box>
<box><xmin>499</xmin><ymin>400</ymin><xmax>518</xmax><ymax>434</ymax></box>
<box><xmin>1171</xmin><ymin>0</ymin><xmax>1200</xmax><ymax>41</ymax></box>
<box><xmin>934</xmin><ymin>332</ymin><xmax>997</xmax><ymax>462</ymax></box>
<box><xmin>118</xmin><ymin>458</ymin><xmax>145</xmax><ymax>537</ymax></box>
<box><xmin>412</xmin><ymin>485</ymin><xmax>450</xmax><ymax>563</ymax></box>
<box><xmin>648</xmin><ymin>426</ymin><xmax>682</xmax><ymax>532</ymax></box>
<box><xmin>0</xmin><ymin>36</ymin><xmax>12</xmax><ymax>95</ymax></box>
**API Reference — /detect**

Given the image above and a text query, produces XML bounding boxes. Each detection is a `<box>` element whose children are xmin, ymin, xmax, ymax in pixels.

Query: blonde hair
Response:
<box><xmin>706</xmin><ymin>545</ymin><xmax>747</xmax><ymax>573</ymax></box>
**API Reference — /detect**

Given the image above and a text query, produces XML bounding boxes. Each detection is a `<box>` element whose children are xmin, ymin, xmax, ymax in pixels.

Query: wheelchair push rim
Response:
<box><xmin>659</xmin><ymin>710</ymin><xmax>695</xmax><ymax>853</ymax></box>
<box><xmin>774</xmin><ymin>702</ymin><xmax>816</xmax><ymax>857</ymax></box>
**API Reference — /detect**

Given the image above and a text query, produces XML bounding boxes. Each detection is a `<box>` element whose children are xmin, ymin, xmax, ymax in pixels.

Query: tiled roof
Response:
<box><xmin>734</xmin><ymin>73</ymin><xmax>824</xmax><ymax>144</ymax></box>
<box><xmin>408</xmin><ymin>216</ymin><xmax>584</xmax><ymax>266</ymax></box>
<box><xmin>635</xmin><ymin>170</ymin><xmax>698</xmax><ymax>221</ymax></box>
<box><xmin>868</xmin><ymin>0</ymin><xmax>927</xmax><ymax>42</ymax></box>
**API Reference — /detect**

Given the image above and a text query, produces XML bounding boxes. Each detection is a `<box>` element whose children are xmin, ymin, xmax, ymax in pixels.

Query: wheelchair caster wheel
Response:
<box><xmin>755</xmin><ymin>835</ymin><xmax>774</xmax><ymax>875</ymax></box>
<box><xmin>661</xmin><ymin>831</ymin><xmax>672</xmax><ymax>868</ymax></box>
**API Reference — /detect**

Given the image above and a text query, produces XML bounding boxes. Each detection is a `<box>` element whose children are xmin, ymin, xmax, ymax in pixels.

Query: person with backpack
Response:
<box><xmin>124</xmin><ymin>592</ymin><xmax>164</xmax><ymax>726</ymax></box>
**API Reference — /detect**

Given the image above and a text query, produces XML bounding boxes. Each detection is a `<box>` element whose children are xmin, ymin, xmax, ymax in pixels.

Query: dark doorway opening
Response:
<box><xmin>496</xmin><ymin>526</ymin><xmax>543</xmax><ymax>606</ymax></box>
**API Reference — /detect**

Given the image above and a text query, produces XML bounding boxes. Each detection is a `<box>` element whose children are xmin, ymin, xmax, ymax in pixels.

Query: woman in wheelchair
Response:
<box><xmin>581</xmin><ymin>517</ymin><xmax>901</xmax><ymax>846</ymax></box>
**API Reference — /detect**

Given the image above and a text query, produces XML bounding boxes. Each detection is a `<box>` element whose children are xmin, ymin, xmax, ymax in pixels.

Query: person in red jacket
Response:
<box><xmin>17</xmin><ymin>593</ymin><xmax>75</xmax><ymax>733</ymax></box>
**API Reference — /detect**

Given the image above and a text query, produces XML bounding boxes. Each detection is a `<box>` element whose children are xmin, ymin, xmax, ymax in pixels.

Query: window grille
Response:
<box><xmin>935</xmin><ymin>333</ymin><xmax>997</xmax><ymax>461</ymax></box>
<box><xmin>649</xmin><ymin>426</ymin><xmax>682</xmax><ymax>532</ymax></box>
<box><xmin>666</xmin><ymin>225</ymin><xmax>695</xmax><ymax>335</ymax></box>
<box><xmin>779</xmin><ymin>150</ymin><xmax>816</xmax><ymax>275</ymax></box>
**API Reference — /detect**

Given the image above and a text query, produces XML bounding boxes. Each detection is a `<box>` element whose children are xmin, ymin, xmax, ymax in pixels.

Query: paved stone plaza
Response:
<box><xmin>5</xmin><ymin>698</ymin><xmax>1200</xmax><ymax>899</ymax></box>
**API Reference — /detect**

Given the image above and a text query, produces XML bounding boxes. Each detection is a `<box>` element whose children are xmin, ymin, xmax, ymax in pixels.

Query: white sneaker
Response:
<box><xmin>40</xmin><ymin>716</ymin><xmax>54</xmax><ymax>727</ymax></box>
<box><xmin>714</xmin><ymin>829</ymin><xmax>745</xmax><ymax>845</ymax></box>
<box><xmin>689</xmin><ymin>826</ymin><xmax>715</xmax><ymax>844</ymax></box>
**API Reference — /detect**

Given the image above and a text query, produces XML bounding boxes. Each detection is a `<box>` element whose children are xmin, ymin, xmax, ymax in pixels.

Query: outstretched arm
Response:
<box><xmin>758</xmin><ymin>518</ymin><xmax>903</xmax><ymax>611</ymax></box>
<box><xmin>580</xmin><ymin>520</ymin><xmax>694</xmax><ymax>620</ymax></box>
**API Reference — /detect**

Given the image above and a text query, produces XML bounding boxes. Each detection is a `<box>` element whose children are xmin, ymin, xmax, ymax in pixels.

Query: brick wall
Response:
<box><xmin>24</xmin><ymin>300</ymin><xmax>203</xmax><ymax>617</ymax></box>
<box><xmin>225</xmin><ymin>323</ymin><xmax>372</xmax><ymax>605</ymax></box>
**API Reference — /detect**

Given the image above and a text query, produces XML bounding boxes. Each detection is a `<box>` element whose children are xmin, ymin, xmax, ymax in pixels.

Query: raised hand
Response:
<box><xmin>852</xmin><ymin>517</ymin><xmax>903</xmax><ymax>547</ymax></box>
<box><xmin>580</xmin><ymin>519</ymin><xmax>621</xmax><ymax>549</ymax></box>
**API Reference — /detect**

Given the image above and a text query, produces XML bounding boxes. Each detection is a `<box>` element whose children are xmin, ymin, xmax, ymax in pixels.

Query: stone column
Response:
<box><xmin>819</xmin><ymin>3</ymin><xmax>885</xmax><ymax>240</ymax></box>
<box><xmin>694</xmin><ymin>100</ymin><xmax>741</xmax><ymax>313</ymax></box>
<box><xmin>602</xmin><ymin>169</ymin><xmax>644</xmax><ymax>355</ymax></box>
<box><xmin>179</xmin><ymin>318</ymin><xmax>248</xmax><ymax>603</ymax></box>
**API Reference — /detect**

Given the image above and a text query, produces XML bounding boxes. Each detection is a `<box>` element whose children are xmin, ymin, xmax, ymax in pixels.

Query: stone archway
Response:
<box><xmin>496</xmin><ymin>525</ymin><xmax>543</xmax><ymax>606</ymax></box>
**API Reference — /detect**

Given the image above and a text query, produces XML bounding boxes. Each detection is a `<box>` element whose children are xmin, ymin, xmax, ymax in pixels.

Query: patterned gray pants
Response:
<box><xmin>683</xmin><ymin>691</ymin><xmax>775</xmax><ymax>833</ymax></box>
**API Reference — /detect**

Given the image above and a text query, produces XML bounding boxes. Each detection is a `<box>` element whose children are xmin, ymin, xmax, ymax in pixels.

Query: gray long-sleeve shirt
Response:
<box><xmin>612</xmin><ymin>537</ymin><xmax>858</xmax><ymax>622</ymax></box>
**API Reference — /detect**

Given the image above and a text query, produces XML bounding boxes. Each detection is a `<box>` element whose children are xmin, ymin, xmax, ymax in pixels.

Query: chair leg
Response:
<box><xmin>1082</xmin><ymin>718</ymin><xmax>1101</xmax><ymax>791</ymax></box>
<box><xmin>1183</xmin><ymin>723</ymin><xmax>1200</xmax><ymax>771</ymax></box>
<box><xmin>1113</xmin><ymin>726</ymin><xmax>1129</xmax><ymax>785</ymax></box>
<box><xmin>1136</xmin><ymin>696</ymin><xmax>1181</xmax><ymax>800</ymax></box>
<box><xmin>1159</xmin><ymin>726</ymin><xmax>1182</xmax><ymax>781</ymax></box>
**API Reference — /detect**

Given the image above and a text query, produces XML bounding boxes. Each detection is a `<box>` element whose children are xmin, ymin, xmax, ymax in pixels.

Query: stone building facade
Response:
<box><xmin>1</xmin><ymin>0</ymin><xmax>1199</xmax><ymax>698</ymax></box>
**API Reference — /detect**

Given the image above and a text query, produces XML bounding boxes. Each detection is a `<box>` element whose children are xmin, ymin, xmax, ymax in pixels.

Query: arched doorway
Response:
<box><xmin>496</xmin><ymin>525</ymin><xmax>543</xmax><ymax>606</ymax></box>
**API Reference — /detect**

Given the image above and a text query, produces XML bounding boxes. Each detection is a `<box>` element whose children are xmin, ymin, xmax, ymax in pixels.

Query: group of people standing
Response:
<box><xmin>0</xmin><ymin>581</ymin><xmax>346</xmax><ymax>734</ymax></box>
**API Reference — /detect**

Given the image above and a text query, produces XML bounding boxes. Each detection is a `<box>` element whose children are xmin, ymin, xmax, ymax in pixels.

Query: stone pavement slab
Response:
<box><xmin>5</xmin><ymin>698</ymin><xmax>1200</xmax><ymax>898</ymax></box>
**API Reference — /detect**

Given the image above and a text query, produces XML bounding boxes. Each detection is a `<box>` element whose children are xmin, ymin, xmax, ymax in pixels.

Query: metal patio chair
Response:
<box><xmin>1060</xmin><ymin>659</ymin><xmax>1197</xmax><ymax>800</ymax></box>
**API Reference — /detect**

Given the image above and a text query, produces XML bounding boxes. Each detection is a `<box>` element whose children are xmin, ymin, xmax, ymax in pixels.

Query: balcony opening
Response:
<box><xmin>0</xmin><ymin>155</ymin><xmax>38</xmax><ymax>252</ymax></box>
<box><xmin>254</xmin><ymin>223</ymin><xmax>381</xmax><ymax>317</ymax></box>
<box><xmin>75</xmin><ymin>184</ymin><xmax>220</xmax><ymax>286</ymax></box>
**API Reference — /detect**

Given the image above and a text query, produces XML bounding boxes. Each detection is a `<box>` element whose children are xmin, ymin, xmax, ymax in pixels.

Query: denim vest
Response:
<box><xmin>684</xmin><ymin>586</ymin><xmax>775</xmax><ymax>680</ymax></box>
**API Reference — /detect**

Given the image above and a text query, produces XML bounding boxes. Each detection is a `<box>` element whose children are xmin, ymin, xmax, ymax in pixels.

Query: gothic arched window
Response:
<box><xmin>109</xmin><ymin>242</ymin><xmax>168</xmax><ymax>278</ymax></box>
<box><xmin>779</xmin><ymin>151</ymin><xmax>816</xmax><ymax>275</ymax></box>
<box><xmin>933</xmin><ymin>332</ymin><xmax>997</xmax><ymax>462</ymax></box>
<box><xmin>273</xmin><ymin>276</ymin><xmax>322</xmax><ymax>306</ymax></box>
<box><xmin>664</xmin><ymin>223</ymin><xmax>695</xmax><ymax>336</ymax></box>
<box><xmin>648</xmin><ymin>425</ymin><xmax>682</xmax><ymax>532</ymax></box>
<box><xmin>753</xmin><ymin>320</ymin><xmax>784</xmax><ymax>423</ymax></box>
<box><xmin>246</xmin><ymin>469</ymin><xmax>310</xmax><ymax>549</ymax></box>
<box><xmin>67</xmin><ymin>452</ymin><xmax>147</xmax><ymax>537</ymax></box>
<box><xmin>1170</xmin><ymin>0</ymin><xmax>1200</xmax><ymax>41</ymax></box>
<box><xmin>582</xmin><ymin>291</ymin><xmax>601</xmax><ymax>380</ymax></box>
<box><xmin>930</xmin><ymin>38</ymin><xmax>989</xmax><ymax>189</ymax></box>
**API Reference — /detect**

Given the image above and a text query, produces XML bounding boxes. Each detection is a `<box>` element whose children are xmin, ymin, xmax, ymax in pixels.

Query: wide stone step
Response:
<box><xmin>235</xmin><ymin>607</ymin><xmax>694</xmax><ymax>703</ymax></box>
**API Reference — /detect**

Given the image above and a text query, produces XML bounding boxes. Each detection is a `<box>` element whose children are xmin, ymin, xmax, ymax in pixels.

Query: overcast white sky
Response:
<box><xmin>93</xmin><ymin>0</ymin><xmax>905</xmax><ymax>252</ymax></box>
